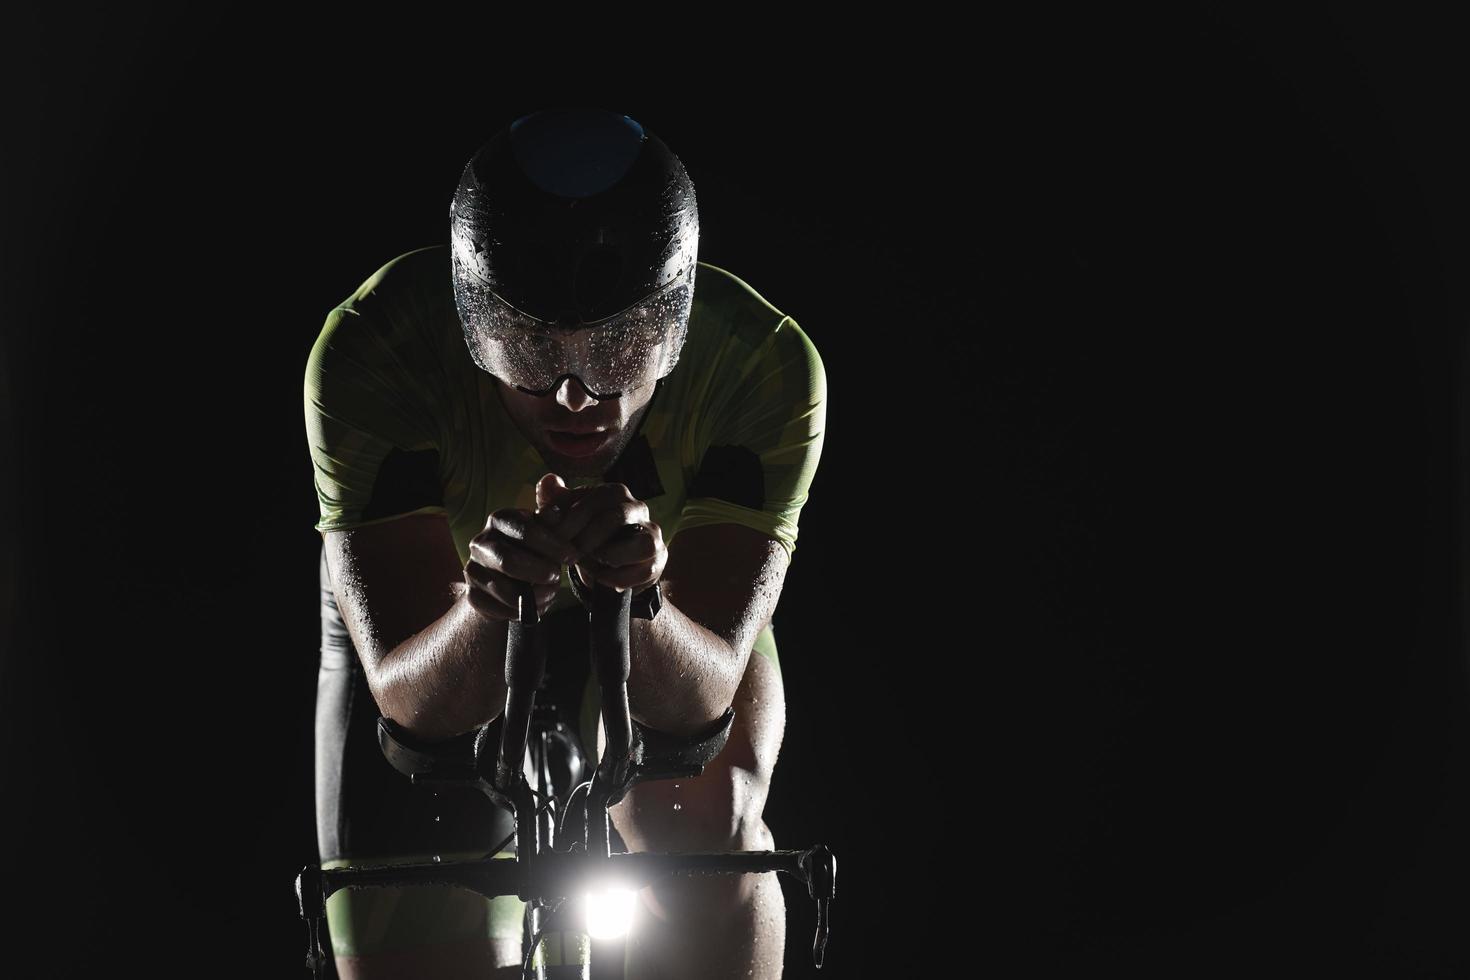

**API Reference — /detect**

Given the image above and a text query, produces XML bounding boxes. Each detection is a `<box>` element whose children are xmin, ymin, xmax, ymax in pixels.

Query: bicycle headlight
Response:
<box><xmin>585</xmin><ymin>884</ymin><xmax>638</xmax><ymax>940</ymax></box>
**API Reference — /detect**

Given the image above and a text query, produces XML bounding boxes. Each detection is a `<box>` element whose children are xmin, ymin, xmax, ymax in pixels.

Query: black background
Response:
<box><xmin>2</xmin><ymin>6</ymin><xmax>1465</xmax><ymax>977</ymax></box>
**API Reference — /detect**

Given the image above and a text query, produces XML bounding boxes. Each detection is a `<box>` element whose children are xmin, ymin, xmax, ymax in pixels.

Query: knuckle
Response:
<box><xmin>490</xmin><ymin>509</ymin><xmax>531</xmax><ymax>539</ymax></box>
<box><xmin>475</xmin><ymin>539</ymin><xmax>506</xmax><ymax>568</ymax></box>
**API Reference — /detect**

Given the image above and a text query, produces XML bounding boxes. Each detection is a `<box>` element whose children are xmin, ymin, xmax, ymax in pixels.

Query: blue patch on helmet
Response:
<box><xmin>509</xmin><ymin>108</ymin><xmax>645</xmax><ymax>199</ymax></box>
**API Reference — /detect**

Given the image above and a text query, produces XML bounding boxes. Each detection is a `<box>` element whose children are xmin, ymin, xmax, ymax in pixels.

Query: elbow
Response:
<box><xmin>692</xmin><ymin>638</ymin><xmax>751</xmax><ymax>734</ymax></box>
<box><xmin>722</xmin><ymin>643</ymin><xmax>754</xmax><ymax>713</ymax></box>
<box><xmin>361</xmin><ymin>643</ymin><xmax>425</xmax><ymax>734</ymax></box>
<box><xmin>363</xmin><ymin>658</ymin><xmax>410</xmax><ymax>730</ymax></box>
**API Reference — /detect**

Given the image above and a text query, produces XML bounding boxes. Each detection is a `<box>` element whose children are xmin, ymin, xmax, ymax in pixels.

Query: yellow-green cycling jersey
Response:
<box><xmin>304</xmin><ymin>244</ymin><xmax>827</xmax><ymax>660</ymax></box>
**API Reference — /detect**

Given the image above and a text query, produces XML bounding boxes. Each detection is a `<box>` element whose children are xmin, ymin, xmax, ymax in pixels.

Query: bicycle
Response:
<box><xmin>296</xmin><ymin>564</ymin><xmax>837</xmax><ymax>979</ymax></box>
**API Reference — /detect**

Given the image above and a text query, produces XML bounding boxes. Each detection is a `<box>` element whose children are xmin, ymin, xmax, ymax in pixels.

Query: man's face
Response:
<box><xmin>493</xmin><ymin>374</ymin><xmax>657</xmax><ymax>477</ymax></box>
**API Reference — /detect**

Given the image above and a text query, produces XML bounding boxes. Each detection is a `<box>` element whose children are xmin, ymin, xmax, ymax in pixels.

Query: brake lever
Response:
<box><xmin>802</xmin><ymin>845</ymin><xmax>837</xmax><ymax>967</ymax></box>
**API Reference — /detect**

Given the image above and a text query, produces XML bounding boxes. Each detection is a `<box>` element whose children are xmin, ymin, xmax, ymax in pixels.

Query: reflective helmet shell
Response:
<box><xmin>450</xmin><ymin>107</ymin><xmax>699</xmax><ymax>395</ymax></box>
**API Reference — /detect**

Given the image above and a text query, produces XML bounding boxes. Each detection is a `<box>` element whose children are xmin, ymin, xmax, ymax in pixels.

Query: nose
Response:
<box><xmin>554</xmin><ymin>375</ymin><xmax>600</xmax><ymax>411</ymax></box>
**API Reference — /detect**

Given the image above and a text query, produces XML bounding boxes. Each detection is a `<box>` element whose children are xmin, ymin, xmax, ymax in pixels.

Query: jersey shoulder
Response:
<box><xmin>320</xmin><ymin>245</ymin><xmax>453</xmax><ymax>341</ymax></box>
<box><xmin>307</xmin><ymin>246</ymin><xmax>462</xmax><ymax>386</ymax></box>
<box><xmin>688</xmin><ymin>260</ymin><xmax>794</xmax><ymax>351</ymax></box>
<box><xmin>304</xmin><ymin>248</ymin><xmax>460</xmax><ymax>534</ymax></box>
<box><xmin>659</xmin><ymin>263</ymin><xmax>826</xmax><ymax>562</ymax></box>
<box><xmin>304</xmin><ymin>246</ymin><xmax>464</xmax><ymax>455</ymax></box>
<box><xmin>682</xmin><ymin>261</ymin><xmax>824</xmax><ymax>394</ymax></box>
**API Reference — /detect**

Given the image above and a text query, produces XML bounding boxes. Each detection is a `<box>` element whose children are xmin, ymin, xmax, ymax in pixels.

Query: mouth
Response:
<box><xmin>545</xmin><ymin>427</ymin><xmax>616</xmax><ymax>458</ymax></box>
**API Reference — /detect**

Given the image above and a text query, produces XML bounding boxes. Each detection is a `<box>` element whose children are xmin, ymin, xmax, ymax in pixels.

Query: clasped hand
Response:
<box><xmin>463</xmin><ymin>473</ymin><xmax>667</xmax><ymax>621</ymax></box>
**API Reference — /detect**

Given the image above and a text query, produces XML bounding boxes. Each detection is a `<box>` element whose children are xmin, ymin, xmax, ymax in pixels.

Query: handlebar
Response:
<box><xmin>296</xmin><ymin>563</ymin><xmax>836</xmax><ymax>976</ymax></box>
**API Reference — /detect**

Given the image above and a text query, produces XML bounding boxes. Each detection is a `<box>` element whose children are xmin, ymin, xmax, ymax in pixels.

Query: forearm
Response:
<box><xmin>371</xmin><ymin>590</ymin><xmax>510</xmax><ymax>742</ymax></box>
<box><xmin>627</xmin><ymin>594</ymin><xmax>747</xmax><ymax>737</ymax></box>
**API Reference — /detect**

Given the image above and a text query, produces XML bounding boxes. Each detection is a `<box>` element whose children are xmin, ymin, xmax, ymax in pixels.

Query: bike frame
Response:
<box><xmin>296</xmin><ymin>575</ymin><xmax>835</xmax><ymax>979</ymax></box>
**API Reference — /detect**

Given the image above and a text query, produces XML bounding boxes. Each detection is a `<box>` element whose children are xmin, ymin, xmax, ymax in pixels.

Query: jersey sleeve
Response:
<box><xmin>303</xmin><ymin>305</ymin><xmax>448</xmax><ymax>534</ymax></box>
<box><xmin>676</xmin><ymin>315</ymin><xmax>827</xmax><ymax>562</ymax></box>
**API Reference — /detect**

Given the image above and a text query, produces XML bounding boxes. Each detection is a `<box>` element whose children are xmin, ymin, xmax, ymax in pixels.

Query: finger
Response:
<box><xmin>537</xmin><ymin>487</ymin><xmax>597</xmax><ymax>539</ymax></box>
<box><xmin>463</xmin><ymin>563</ymin><xmax>517</xmax><ymax>620</ymax></box>
<box><xmin>468</xmin><ymin>560</ymin><xmax>558</xmax><ymax>614</ymax></box>
<box><xmin>478</xmin><ymin>579</ymin><xmax>554</xmax><ymax>620</ymax></box>
<box><xmin>478</xmin><ymin>567</ymin><xmax>551</xmax><ymax>617</ymax></box>
<box><xmin>572</xmin><ymin>560</ymin><xmax>625</xmax><ymax>594</ymax></box>
<box><xmin>586</xmin><ymin>560</ymin><xmax>657</xmax><ymax>592</ymax></box>
<box><xmin>468</xmin><ymin>535</ymin><xmax>565</xmax><ymax>586</ymax></box>
<box><xmin>534</xmin><ymin>473</ymin><xmax>571</xmax><ymax>513</ymax></box>
<box><xmin>464</xmin><ymin>584</ymin><xmax>512</xmax><ymax>621</ymax></box>
<box><xmin>589</xmin><ymin>523</ymin><xmax>661</xmax><ymax>568</ymax></box>
<box><xmin>479</xmin><ymin>508</ymin><xmax>573</xmax><ymax>560</ymax></box>
<box><xmin>556</xmin><ymin>483</ymin><xmax>637</xmax><ymax>542</ymax></box>
<box><xmin>483</xmin><ymin>511</ymin><xmax>579</xmax><ymax>565</ymax></box>
<box><xmin>570</xmin><ymin>505</ymin><xmax>650</xmax><ymax>557</ymax></box>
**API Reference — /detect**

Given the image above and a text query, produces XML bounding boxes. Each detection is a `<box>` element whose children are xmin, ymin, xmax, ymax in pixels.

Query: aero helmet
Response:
<box><xmin>449</xmin><ymin>107</ymin><xmax>699</xmax><ymax>400</ymax></box>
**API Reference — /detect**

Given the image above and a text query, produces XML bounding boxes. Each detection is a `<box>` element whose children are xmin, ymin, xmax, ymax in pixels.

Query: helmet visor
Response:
<box><xmin>464</xmin><ymin>265</ymin><xmax>695</xmax><ymax>399</ymax></box>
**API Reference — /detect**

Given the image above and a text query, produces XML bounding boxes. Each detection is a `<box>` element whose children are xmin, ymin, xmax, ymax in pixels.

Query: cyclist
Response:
<box><xmin>304</xmin><ymin>107</ymin><xmax>827</xmax><ymax>979</ymax></box>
